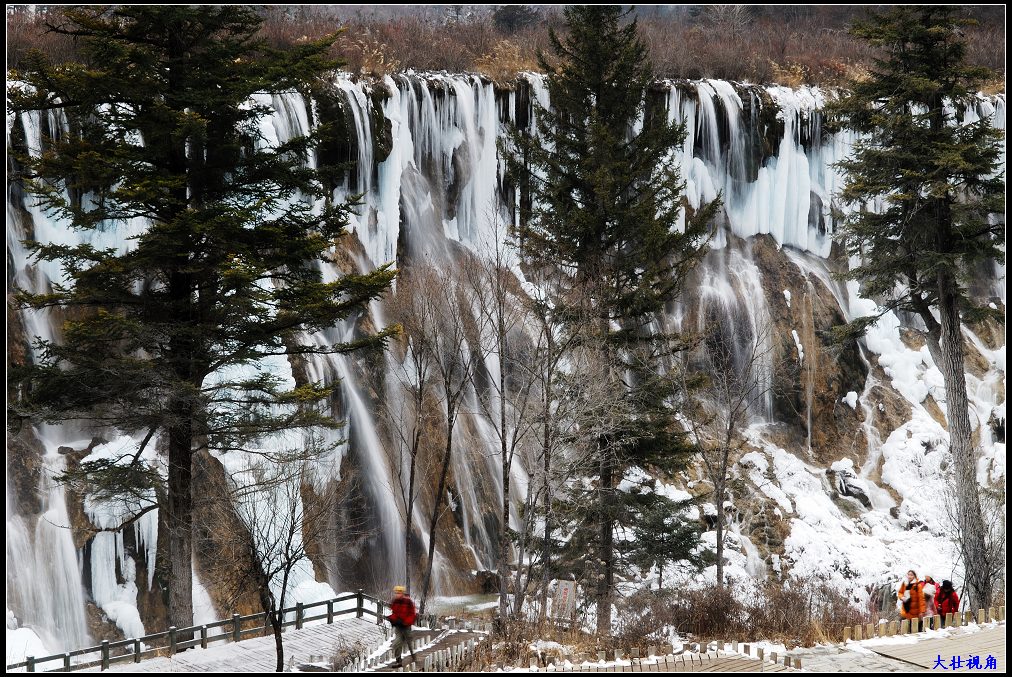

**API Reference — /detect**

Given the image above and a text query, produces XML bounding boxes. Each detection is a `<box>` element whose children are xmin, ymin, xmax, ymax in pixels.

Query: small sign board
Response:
<box><xmin>551</xmin><ymin>579</ymin><xmax>577</xmax><ymax>620</ymax></box>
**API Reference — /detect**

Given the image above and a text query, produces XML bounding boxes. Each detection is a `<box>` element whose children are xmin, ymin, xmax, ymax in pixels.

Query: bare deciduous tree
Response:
<box><xmin>681</xmin><ymin>307</ymin><xmax>775</xmax><ymax>588</ymax></box>
<box><xmin>395</xmin><ymin>265</ymin><xmax>478</xmax><ymax>614</ymax></box>
<box><xmin>463</xmin><ymin>221</ymin><xmax>541</xmax><ymax>620</ymax></box>
<box><xmin>383</xmin><ymin>284</ymin><xmax>440</xmax><ymax>595</ymax></box>
<box><xmin>206</xmin><ymin>439</ymin><xmax>352</xmax><ymax>672</ymax></box>
<box><xmin>942</xmin><ymin>472</ymin><xmax>1005</xmax><ymax>605</ymax></box>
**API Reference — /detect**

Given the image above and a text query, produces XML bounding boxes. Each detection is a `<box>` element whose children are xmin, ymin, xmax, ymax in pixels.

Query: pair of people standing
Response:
<box><xmin>898</xmin><ymin>570</ymin><xmax>960</xmax><ymax>626</ymax></box>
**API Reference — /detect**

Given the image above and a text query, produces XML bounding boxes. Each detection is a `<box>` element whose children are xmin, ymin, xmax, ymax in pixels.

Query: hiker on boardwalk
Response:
<box><xmin>386</xmin><ymin>585</ymin><xmax>417</xmax><ymax>667</ymax></box>
<box><xmin>898</xmin><ymin>570</ymin><xmax>926</xmax><ymax>620</ymax></box>
<box><xmin>936</xmin><ymin>580</ymin><xmax>961</xmax><ymax>626</ymax></box>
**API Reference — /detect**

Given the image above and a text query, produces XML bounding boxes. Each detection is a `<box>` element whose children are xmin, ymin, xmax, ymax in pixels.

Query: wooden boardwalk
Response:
<box><xmin>54</xmin><ymin>612</ymin><xmax>1005</xmax><ymax>673</ymax></box>
<box><xmin>77</xmin><ymin>618</ymin><xmax>386</xmax><ymax>673</ymax></box>
<box><xmin>870</xmin><ymin>627</ymin><xmax>1005</xmax><ymax>671</ymax></box>
<box><xmin>373</xmin><ymin>630</ymin><xmax>483</xmax><ymax>672</ymax></box>
<box><xmin>370</xmin><ymin>645</ymin><xmax>798</xmax><ymax>673</ymax></box>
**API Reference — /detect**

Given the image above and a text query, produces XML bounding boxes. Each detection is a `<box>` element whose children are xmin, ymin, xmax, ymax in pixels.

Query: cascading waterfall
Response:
<box><xmin>692</xmin><ymin>242</ymin><xmax>775</xmax><ymax>422</ymax></box>
<box><xmin>7</xmin><ymin>72</ymin><xmax>1004</xmax><ymax>654</ymax></box>
<box><xmin>6</xmin><ymin>436</ymin><xmax>91</xmax><ymax>657</ymax></box>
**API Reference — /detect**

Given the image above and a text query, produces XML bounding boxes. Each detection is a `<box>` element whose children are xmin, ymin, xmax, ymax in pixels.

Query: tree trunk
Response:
<box><xmin>936</xmin><ymin>277</ymin><xmax>993</xmax><ymax>609</ymax></box>
<box><xmin>498</xmin><ymin>444</ymin><xmax>511</xmax><ymax>621</ymax></box>
<box><xmin>167</xmin><ymin>416</ymin><xmax>194</xmax><ymax>635</ymax></box>
<box><xmin>512</xmin><ymin>488</ymin><xmax>532</xmax><ymax>618</ymax></box>
<box><xmin>596</xmin><ymin>436</ymin><xmax>613</xmax><ymax>636</ymax></box>
<box><xmin>538</xmin><ymin>404</ymin><xmax>552</xmax><ymax>622</ymax></box>
<box><xmin>272</xmin><ymin>610</ymin><xmax>284</xmax><ymax>672</ymax></box>
<box><xmin>715</xmin><ymin>484</ymin><xmax>724</xmax><ymax>589</ymax></box>
<box><xmin>419</xmin><ymin>419</ymin><xmax>455</xmax><ymax>614</ymax></box>
<box><xmin>498</xmin><ymin>350</ymin><xmax>511</xmax><ymax>621</ymax></box>
<box><xmin>538</xmin><ymin>346</ymin><xmax>555</xmax><ymax>623</ymax></box>
<box><xmin>405</xmin><ymin>455</ymin><xmax>416</xmax><ymax>592</ymax></box>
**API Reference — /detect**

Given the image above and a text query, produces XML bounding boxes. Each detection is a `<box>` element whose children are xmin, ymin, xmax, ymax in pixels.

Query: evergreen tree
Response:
<box><xmin>625</xmin><ymin>491</ymin><xmax>704</xmax><ymax>590</ymax></box>
<box><xmin>830</xmin><ymin>6</ymin><xmax>1004</xmax><ymax>608</ymax></box>
<box><xmin>8</xmin><ymin>6</ymin><xmax>396</xmax><ymax>630</ymax></box>
<box><xmin>503</xmin><ymin>6</ymin><xmax>717</xmax><ymax>632</ymax></box>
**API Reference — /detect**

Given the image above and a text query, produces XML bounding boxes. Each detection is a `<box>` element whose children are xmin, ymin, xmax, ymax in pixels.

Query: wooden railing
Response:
<box><xmin>7</xmin><ymin>589</ymin><xmax>438</xmax><ymax>673</ymax></box>
<box><xmin>841</xmin><ymin>605</ymin><xmax>1006</xmax><ymax>642</ymax></box>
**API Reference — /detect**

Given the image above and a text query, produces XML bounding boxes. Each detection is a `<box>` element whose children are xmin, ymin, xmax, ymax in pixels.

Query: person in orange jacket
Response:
<box><xmin>898</xmin><ymin>570</ymin><xmax>926</xmax><ymax>620</ymax></box>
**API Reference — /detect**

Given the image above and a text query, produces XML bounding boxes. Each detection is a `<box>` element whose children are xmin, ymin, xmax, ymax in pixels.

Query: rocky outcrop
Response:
<box><xmin>751</xmin><ymin>235</ymin><xmax>868</xmax><ymax>466</ymax></box>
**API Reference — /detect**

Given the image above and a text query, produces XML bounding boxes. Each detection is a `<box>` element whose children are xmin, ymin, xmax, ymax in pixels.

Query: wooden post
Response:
<box><xmin>26</xmin><ymin>656</ymin><xmax>35</xmax><ymax>673</ymax></box>
<box><xmin>232</xmin><ymin>613</ymin><xmax>241</xmax><ymax>642</ymax></box>
<box><xmin>101</xmin><ymin>640</ymin><xmax>110</xmax><ymax>670</ymax></box>
<box><xmin>988</xmin><ymin>607</ymin><xmax>996</xmax><ymax>623</ymax></box>
<box><xmin>598</xmin><ymin>650</ymin><xmax>606</xmax><ymax>662</ymax></box>
<box><xmin>169</xmin><ymin>626</ymin><xmax>178</xmax><ymax>655</ymax></box>
<box><xmin>357</xmin><ymin>589</ymin><xmax>364</xmax><ymax>618</ymax></box>
<box><xmin>977</xmin><ymin>608</ymin><xmax>985</xmax><ymax>624</ymax></box>
<box><xmin>890</xmin><ymin>621</ymin><xmax>898</xmax><ymax>636</ymax></box>
<box><xmin>327</xmin><ymin>600</ymin><xmax>334</xmax><ymax>624</ymax></box>
<box><xmin>200</xmin><ymin>625</ymin><xmax>208</xmax><ymax>649</ymax></box>
<box><xmin>65</xmin><ymin>652</ymin><xmax>73</xmax><ymax>670</ymax></box>
<box><xmin>648</xmin><ymin>645</ymin><xmax>656</xmax><ymax>657</ymax></box>
<box><xmin>793</xmin><ymin>658</ymin><xmax>802</xmax><ymax>669</ymax></box>
<box><xmin>296</xmin><ymin>602</ymin><xmax>304</xmax><ymax>630</ymax></box>
<box><xmin>771</xmin><ymin>652</ymin><xmax>778</xmax><ymax>664</ymax></box>
<box><xmin>843</xmin><ymin>626</ymin><xmax>851</xmax><ymax>642</ymax></box>
<box><xmin>732</xmin><ymin>640</ymin><xmax>739</xmax><ymax>653</ymax></box>
<box><xmin>854</xmin><ymin>624</ymin><xmax>862</xmax><ymax>641</ymax></box>
<box><xmin>757</xmin><ymin>648</ymin><xmax>764</xmax><ymax>661</ymax></box>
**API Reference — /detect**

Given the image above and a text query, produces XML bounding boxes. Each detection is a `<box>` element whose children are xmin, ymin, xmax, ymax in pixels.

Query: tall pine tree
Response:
<box><xmin>504</xmin><ymin>6</ymin><xmax>717</xmax><ymax>632</ymax></box>
<box><xmin>830</xmin><ymin>6</ymin><xmax>1004</xmax><ymax>608</ymax></box>
<box><xmin>8</xmin><ymin>7</ymin><xmax>396</xmax><ymax>630</ymax></box>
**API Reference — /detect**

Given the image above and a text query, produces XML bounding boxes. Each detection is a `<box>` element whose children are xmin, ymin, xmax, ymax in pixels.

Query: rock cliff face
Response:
<box><xmin>6</xmin><ymin>74</ymin><xmax>1005</xmax><ymax>655</ymax></box>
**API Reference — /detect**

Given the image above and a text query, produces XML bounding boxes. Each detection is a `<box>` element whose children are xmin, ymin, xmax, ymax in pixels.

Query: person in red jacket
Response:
<box><xmin>936</xmin><ymin>580</ymin><xmax>960</xmax><ymax>626</ymax></box>
<box><xmin>386</xmin><ymin>585</ymin><xmax>417</xmax><ymax>666</ymax></box>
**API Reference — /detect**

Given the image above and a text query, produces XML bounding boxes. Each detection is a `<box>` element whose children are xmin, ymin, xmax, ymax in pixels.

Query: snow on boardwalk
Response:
<box><xmin>78</xmin><ymin>618</ymin><xmax>385</xmax><ymax>673</ymax></box>
<box><xmin>794</xmin><ymin>624</ymin><xmax>1005</xmax><ymax>673</ymax></box>
<box><xmin>870</xmin><ymin>625</ymin><xmax>1005</xmax><ymax>671</ymax></box>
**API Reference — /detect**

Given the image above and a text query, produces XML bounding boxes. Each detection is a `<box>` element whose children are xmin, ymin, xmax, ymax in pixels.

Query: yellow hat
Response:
<box><xmin>394</xmin><ymin>585</ymin><xmax>406</xmax><ymax>594</ymax></box>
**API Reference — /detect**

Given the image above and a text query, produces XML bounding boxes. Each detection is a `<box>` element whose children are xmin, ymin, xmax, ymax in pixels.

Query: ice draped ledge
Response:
<box><xmin>8</xmin><ymin>73</ymin><xmax>1005</xmax><ymax>270</ymax></box>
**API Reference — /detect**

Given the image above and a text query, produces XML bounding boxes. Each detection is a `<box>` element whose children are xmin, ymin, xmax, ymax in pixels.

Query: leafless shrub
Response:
<box><xmin>345</xmin><ymin>33</ymin><xmax>401</xmax><ymax>78</ymax></box>
<box><xmin>475</xmin><ymin>40</ymin><xmax>539</xmax><ymax>88</ymax></box>
<box><xmin>8</xmin><ymin>7</ymin><xmax>1003</xmax><ymax>87</ymax></box>
<box><xmin>328</xmin><ymin>636</ymin><xmax>370</xmax><ymax>671</ymax></box>
<box><xmin>615</xmin><ymin>577</ymin><xmax>872</xmax><ymax>648</ymax></box>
